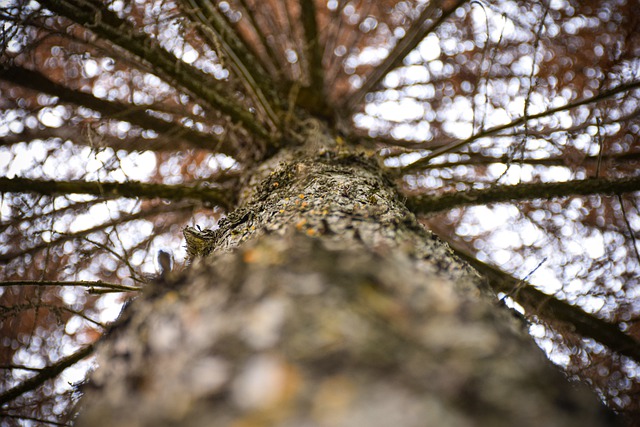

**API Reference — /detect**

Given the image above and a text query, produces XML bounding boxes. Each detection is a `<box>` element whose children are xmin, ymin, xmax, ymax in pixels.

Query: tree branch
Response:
<box><xmin>403</xmin><ymin>79</ymin><xmax>640</xmax><ymax>172</ymax></box>
<box><xmin>396</xmin><ymin>152</ymin><xmax>640</xmax><ymax>171</ymax></box>
<box><xmin>0</xmin><ymin>124</ymin><xmax>201</xmax><ymax>153</ymax></box>
<box><xmin>0</xmin><ymin>177</ymin><xmax>231</xmax><ymax>209</ymax></box>
<box><xmin>178</xmin><ymin>0</ymin><xmax>280</xmax><ymax>128</ymax></box>
<box><xmin>0</xmin><ymin>344</ymin><xmax>94</xmax><ymax>407</ymax></box>
<box><xmin>344</xmin><ymin>0</ymin><xmax>467</xmax><ymax>113</ymax></box>
<box><xmin>452</xmin><ymin>246</ymin><xmax>640</xmax><ymax>364</ymax></box>
<box><xmin>0</xmin><ymin>280</ymin><xmax>140</xmax><ymax>292</ymax></box>
<box><xmin>299</xmin><ymin>0</ymin><xmax>326</xmax><ymax>108</ymax></box>
<box><xmin>407</xmin><ymin>175</ymin><xmax>640</xmax><ymax>214</ymax></box>
<box><xmin>0</xmin><ymin>414</ymin><xmax>69</xmax><ymax>427</ymax></box>
<box><xmin>0</xmin><ymin>66</ymin><xmax>231</xmax><ymax>154</ymax></box>
<box><xmin>43</xmin><ymin>0</ymin><xmax>271</xmax><ymax>141</ymax></box>
<box><xmin>234</xmin><ymin>0</ymin><xmax>282</xmax><ymax>76</ymax></box>
<box><xmin>0</xmin><ymin>203</ymin><xmax>192</xmax><ymax>264</ymax></box>
<box><xmin>358</xmin><ymin>105</ymin><xmax>640</xmax><ymax>153</ymax></box>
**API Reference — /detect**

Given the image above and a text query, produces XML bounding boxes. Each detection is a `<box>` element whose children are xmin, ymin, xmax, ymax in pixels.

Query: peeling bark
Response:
<box><xmin>76</xmin><ymin>134</ymin><xmax>619</xmax><ymax>426</ymax></box>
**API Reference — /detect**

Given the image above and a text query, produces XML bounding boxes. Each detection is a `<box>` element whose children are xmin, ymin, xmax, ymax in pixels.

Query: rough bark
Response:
<box><xmin>76</xmin><ymin>130</ymin><xmax>618</xmax><ymax>426</ymax></box>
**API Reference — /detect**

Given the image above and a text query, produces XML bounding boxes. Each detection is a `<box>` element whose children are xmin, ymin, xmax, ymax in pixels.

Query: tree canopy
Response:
<box><xmin>0</xmin><ymin>0</ymin><xmax>639</xmax><ymax>424</ymax></box>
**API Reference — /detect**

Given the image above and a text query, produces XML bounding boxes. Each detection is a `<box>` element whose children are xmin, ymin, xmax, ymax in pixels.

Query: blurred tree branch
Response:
<box><xmin>0</xmin><ymin>344</ymin><xmax>94</xmax><ymax>406</ymax></box>
<box><xmin>0</xmin><ymin>280</ymin><xmax>140</xmax><ymax>293</ymax></box>
<box><xmin>394</xmin><ymin>152</ymin><xmax>640</xmax><ymax>171</ymax></box>
<box><xmin>299</xmin><ymin>0</ymin><xmax>326</xmax><ymax>110</ymax></box>
<box><xmin>0</xmin><ymin>198</ymin><xmax>114</xmax><ymax>235</ymax></box>
<box><xmin>0</xmin><ymin>202</ymin><xmax>193</xmax><ymax>264</ymax></box>
<box><xmin>178</xmin><ymin>0</ymin><xmax>280</xmax><ymax>129</ymax></box>
<box><xmin>0</xmin><ymin>125</ymin><xmax>199</xmax><ymax>152</ymax></box>
<box><xmin>453</xmin><ymin>246</ymin><xmax>640</xmax><ymax>364</ymax></box>
<box><xmin>403</xmin><ymin>79</ymin><xmax>640</xmax><ymax>172</ymax></box>
<box><xmin>231</xmin><ymin>0</ymin><xmax>282</xmax><ymax>76</ymax></box>
<box><xmin>0</xmin><ymin>344</ymin><xmax>95</xmax><ymax>407</ymax></box>
<box><xmin>0</xmin><ymin>66</ymin><xmax>233</xmax><ymax>154</ymax></box>
<box><xmin>407</xmin><ymin>175</ymin><xmax>640</xmax><ymax>214</ymax></box>
<box><xmin>362</xmin><ymin>107</ymin><xmax>640</xmax><ymax>153</ymax></box>
<box><xmin>44</xmin><ymin>0</ymin><xmax>272</xmax><ymax>141</ymax></box>
<box><xmin>0</xmin><ymin>414</ymin><xmax>69</xmax><ymax>426</ymax></box>
<box><xmin>0</xmin><ymin>177</ymin><xmax>232</xmax><ymax>209</ymax></box>
<box><xmin>345</xmin><ymin>0</ymin><xmax>467</xmax><ymax>112</ymax></box>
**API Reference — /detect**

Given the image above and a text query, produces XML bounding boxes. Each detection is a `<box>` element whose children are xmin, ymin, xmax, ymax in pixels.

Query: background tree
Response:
<box><xmin>0</xmin><ymin>0</ymin><xmax>639</xmax><ymax>425</ymax></box>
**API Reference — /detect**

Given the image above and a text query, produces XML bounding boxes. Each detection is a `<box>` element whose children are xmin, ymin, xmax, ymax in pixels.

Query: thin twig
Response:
<box><xmin>0</xmin><ymin>280</ymin><xmax>140</xmax><ymax>292</ymax></box>
<box><xmin>617</xmin><ymin>195</ymin><xmax>640</xmax><ymax>266</ymax></box>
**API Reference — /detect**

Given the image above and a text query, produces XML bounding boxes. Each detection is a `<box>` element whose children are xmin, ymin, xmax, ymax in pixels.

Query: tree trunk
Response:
<box><xmin>76</xmin><ymin>128</ymin><xmax>618</xmax><ymax>426</ymax></box>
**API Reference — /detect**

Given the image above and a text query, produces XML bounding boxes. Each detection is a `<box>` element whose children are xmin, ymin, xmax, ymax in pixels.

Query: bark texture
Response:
<box><xmin>77</xmin><ymin>132</ymin><xmax>618</xmax><ymax>426</ymax></box>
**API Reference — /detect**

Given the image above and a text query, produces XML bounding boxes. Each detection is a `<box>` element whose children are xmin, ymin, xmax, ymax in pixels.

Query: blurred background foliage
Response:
<box><xmin>0</xmin><ymin>0</ymin><xmax>639</xmax><ymax>425</ymax></box>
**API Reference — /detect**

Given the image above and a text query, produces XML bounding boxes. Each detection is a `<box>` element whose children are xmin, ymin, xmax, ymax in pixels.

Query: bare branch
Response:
<box><xmin>0</xmin><ymin>177</ymin><xmax>232</xmax><ymax>209</ymax></box>
<box><xmin>0</xmin><ymin>414</ymin><xmax>70</xmax><ymax>427</ymax></box>
<box><xmin>0</xmin><ymin>280</ymin><xmax>140</xmax><ymax>292</ymax></box>
<box><xmin>344</xmin><ymin>0</ymin><xmax>467</xmax><ymax>113</ymax></box>
<box><xmin>234</xmin><ymin>0</ymin><xmax>282</xmax><ymax>76</ymax></box>
<box><xmin>0</xmin><ymin>66</ymin><xmax>232</xmax><ymax>153</ymax></box>
<box><xmin>0</xmin><ymin>344</ymin><xmax>94</xmax><ymax>407</ymax></box>
<box><xmin>43</xmin><ymin>0</ymin><xmax>272</xmax><ymax>141</ymax></box>
<box><xmin>299</xmin><ymin>0</ymin><xmax>326</xmax><ymax>108</ymax></box>
<box><xmin>617</xmin><ymin>195</ymin><xmax>640</xmax><ymax>266</ymax></box>
<box><xmin>0</xmin><ymin>124</ymin><xmax>201</xmax><ymax>153</ymax></box>
<box><xmin>395</xmin><ymin>152</ymin><xmax>640</xmax><ymax>171</ymax></box>
<box><xmin>407</xmin><ymin>175</ymin><xmax>640</xmax><ymax>214</ymax></box>
<box><xmin>0</xmin><ymin>202</ymin><xmax>192</xmax><ymax>264</ymax></box>
<box><xmin>178</xmin><ymin>0</ymin><xmax>280</xmax><ymax>129</ymax></box>
<box><xmin>453</xmin><ymin>246</ymin><xmax>640</xmax><ymax>364</ymax></box>
<box><xmin>403</xmin><ymin>79</ymin><xmax>640</xmax><ymax>172</ymax></box>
